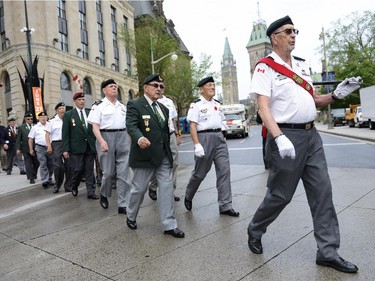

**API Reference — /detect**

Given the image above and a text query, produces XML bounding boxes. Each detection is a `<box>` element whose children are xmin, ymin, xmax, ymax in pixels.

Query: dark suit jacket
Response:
<box><xmin>62</xmin><ymin>108</ymin><xmax>96</xmax><ymax>155</ymax></box>
<box><xmin>0</xmin><ymin>125</ymin><xmax>6</xmax><ymax>145</ymax></box>
<box><xmin>16</xmin><ymin>123</ymin><xmax>32</xmax><ymax>153</ymax></box>
<box><xmin>5</xmin><ymin>126</ymin><xmax>17</xmax><ymax>150</ymax></box>
<box><xmin>126</xmin><ymin>95</ymin><xmax>172</xmax><ymax>169</ymax></box>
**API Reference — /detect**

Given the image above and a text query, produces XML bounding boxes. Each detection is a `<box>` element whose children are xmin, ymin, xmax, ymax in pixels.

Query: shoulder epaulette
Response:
<box><xmin>293</xmin><ymin>56</ymin><xmax>305</xmax><ymax>62</ymax></box>
<box><xmin>92</xmin><ymin>100</ymin><xmax>103</xmax><ymax>106</ymax></box>
<box><xmin>214</xmin><ymin>98</ymin><xmax>222</xmax><ymax>104</ymax></box>
<box><xmin>193</xmin><ymin>98</ymin><xmax>201</xmax><ymax>103</ymax></box>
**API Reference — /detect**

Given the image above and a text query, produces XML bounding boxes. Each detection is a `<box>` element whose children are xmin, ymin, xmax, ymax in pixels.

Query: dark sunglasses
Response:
<box><xmin>25</xmin><ymin>118</ymin><xmax>33</xmax><ymax>120</ymax></box>
<box><xmin>148</xmin><ymin>83</ymin><xmax>165</xmax><ymax>89</ymax></box>
<box><xmin>274</xmin><ymin>28</ymin><xmax>299</xmax><ymax>36</ymax></box>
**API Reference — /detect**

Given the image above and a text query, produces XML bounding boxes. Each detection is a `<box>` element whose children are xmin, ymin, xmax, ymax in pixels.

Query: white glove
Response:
<box><xmin>275</xmin><ymin>134</ymin><xmax>296</xmax><ymax>159</ymax></box>
<box><xmin>333</xmin><ymin>76</ymin><xmax>362</xmax><ymax>99</ymax></box>
<box><xmin>194</xmin><ymin>143</ymin><xmax>205</xmax><ymax>158</ymax></box>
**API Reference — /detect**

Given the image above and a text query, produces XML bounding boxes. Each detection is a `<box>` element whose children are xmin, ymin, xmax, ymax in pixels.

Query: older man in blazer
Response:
<box><xmin>126</xmin><ymin>74</ymin><xmax>184</xmax><ymax>238</ymax></box>
<box><xmin>62</xmin><ymin>92</ymin><xmax>98</xmax><ymax>199</ymax></box>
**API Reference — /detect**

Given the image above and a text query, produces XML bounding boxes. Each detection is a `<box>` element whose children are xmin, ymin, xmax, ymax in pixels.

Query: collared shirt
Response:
<box><xmin>144</xmin><ymin>94</ymin><xmax>165</xmax><ymax>122</ymax></box>
<box><xmin>250</xmin><ymin>51</ymin><xmax>316</xmax><ymax>123</ymax></box>
<box><xmin>28</xmin><ymin>121</ymin><xmax>49</xmax><ymax>146</ymax></box>
<box><xmin>87</xmin><ymin>97</ymin><xmax>126</xmax><ymax>129</ymax></box>
<box><xmin>187</xmin><ymin>95</ymin><xmax>224</xmax><ymax>131</ymax></box>
<box><xmin>45</xmin><ymin>115</ymin><xmax>63</xmax><ymax>141</ymax></box>
<box><xmin>158</xmin><ymin>95</ymin><xmax>176</xmax><ymax>132</ymax></box>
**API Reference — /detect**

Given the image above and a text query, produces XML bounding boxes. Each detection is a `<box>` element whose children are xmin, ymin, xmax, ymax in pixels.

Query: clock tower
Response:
<box><xmin>221</xmin><ymin>37</ymin><xmax>239</xmax><ymax>104</ymax></box>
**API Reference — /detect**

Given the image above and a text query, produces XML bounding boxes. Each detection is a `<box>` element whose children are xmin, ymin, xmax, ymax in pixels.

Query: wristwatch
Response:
<box><xmin>331</xmin><ymin>93</ymin><xmax>339</xmax><ymax>101</ymax></box>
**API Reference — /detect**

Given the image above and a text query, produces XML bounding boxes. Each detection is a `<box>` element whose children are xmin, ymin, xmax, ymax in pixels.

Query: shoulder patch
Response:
<box><xmin>293</xmin><ymin>56</ymin><xmax>305</xmax><ymax>62</ymax></box>
<box><xmin>193</xmin><ymin>98</ymin><xmax>201</xmax><ymax>103</ymax></box>
<box><xmin>92</xmin><ymin>100</ymin><xmax>103</xmax><ymax>106</ymax></box>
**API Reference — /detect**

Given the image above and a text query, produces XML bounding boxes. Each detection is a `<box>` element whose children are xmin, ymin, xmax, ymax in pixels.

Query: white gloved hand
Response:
<box><xmin>275</xmin><ymin>134</ymin><xmax>296</xmax><ymax>159</ymax></box>
<box><xmin>333</xmin><ymin>76</ymin><xmax>362</xmax><ymax>99</ymax></box>
<box><xmin>194</xmin><ymin>143</ymin><xmax>205</xmax><ymax>158</ymax></box>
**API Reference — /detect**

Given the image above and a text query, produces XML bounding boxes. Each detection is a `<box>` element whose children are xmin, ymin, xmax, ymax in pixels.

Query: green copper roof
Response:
<box><xmin>247</xmin><ymin>20</ymin><xmax>270</xmax><ymax>47</ymax></box>
<box><xmin>223</xmin><ymin>37</ymin><xmax>233</xmax><ymax>59</ymax></box>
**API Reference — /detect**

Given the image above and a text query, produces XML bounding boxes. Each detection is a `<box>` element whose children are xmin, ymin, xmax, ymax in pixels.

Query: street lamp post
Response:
<box><xmin>321</xmin><ymin>27</ymin><xmax>333</xmax><ymax>129</ymax></box>
<box><xmin>150</xmin><ymin>33</ymin><xmax>178</xmax><ymax>74</ymax></box>
<box><xmin>20</xmin><ymin>0</ymin><xmax>35</xmax><ymax>112</ymax></box>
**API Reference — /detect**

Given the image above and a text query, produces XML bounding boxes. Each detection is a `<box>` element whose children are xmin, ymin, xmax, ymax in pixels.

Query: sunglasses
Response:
<box><xmin>25</xmin><ymin>118</ymin><xmax>33</xmax><ymax>120</ymax></box>
<box><xmin>273</xmin><ymin>28</ymin><xmax>299</xmax><ymax>36</ymax></box>
<box><xmin>148</xmin><ymin>83</ymin><xmax>165</xmax><ymax>89</ymax></box>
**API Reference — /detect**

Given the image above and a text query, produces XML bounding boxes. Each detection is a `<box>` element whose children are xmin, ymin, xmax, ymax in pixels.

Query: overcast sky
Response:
<box><xmin>163</xmin><ymin>0</ymin><xmax>375</xmax><ymax>100</ymax></box>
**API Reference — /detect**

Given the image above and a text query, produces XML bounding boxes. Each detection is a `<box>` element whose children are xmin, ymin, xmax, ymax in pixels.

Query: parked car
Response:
<box><xmin>331</xmin><ymin>108</ymin><xmax>346</xmax><ymax>127</ymax></box>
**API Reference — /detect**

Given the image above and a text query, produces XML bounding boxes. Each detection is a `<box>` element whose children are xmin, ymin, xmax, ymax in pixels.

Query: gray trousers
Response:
<box><xmin>149</xmin><ymin>133</ymin><xmax>178</xmax><ymax>191</ymax></box>
<box><xmin>248</xmin><ymin>127</ymin><xmax>340</xmax><ymax>261</ymax></box>
<box><xmin>96</xmin><ymin>131</ymin><xmax>131</xmax><ymax>208</ymax></box>
<box><xmin>35</xmin><ymin>145</ymin><xmax>53</xmax><ymax>183</ymax></box>
<box><xmin>127</xmin><ymin>155</ymin><xmax>177</xmax><ymax>231</ymax></box>
<box><xmin>185</xmin><ymin>131</ymin><xmax>233</xmax><ymax>212</ymax></box>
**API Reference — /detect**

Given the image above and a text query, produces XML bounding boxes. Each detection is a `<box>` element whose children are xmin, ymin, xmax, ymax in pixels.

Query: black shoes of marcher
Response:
<box><xmin>42</xmin><ymin>182</ymin><xmax>49</xmax><ymax>188</ymax></box>
<box><xmin>126</xmin><ymin>218</ymin><xmax>137</xmax><ymax>230</ymax></box>
<box><xmin>174</xmin><ymin>196</ymin><xmax>180</xmax><ymax>202</ymax></box>
<box><xmin>164</xmin><ymin>228</ymin><xmax>185</xmax><ymax>238</ymax></box>
<box><xmin>6</xmin><ymin>171</ymin><xmax>11</xmax><ymax>175</ymax></box>
<box><xmin>71</xmin><ymin>187</ymin><xmax>78</xmax><ymax>197</ymax></box>
<box><xmin>87</xmin><ymin>194</ymin><xmax>99</xmax><ymax>200</ymax></box>
<box><xmin>316</xmin><ymin>257</ymin><xmax>358</xmax><ymax>273</ymax></box>
<box><xmin>52</xmin><ymin>186</ymin><xmax>59</xmax><ymax>193</ymax></box>
<box><xmin>220</xmin><ymin>209</ymin><xmax>240</xmax><ymax>217</ymax></box>
<box><xmin>100</xmin><ymin>194</ymin><xmax>108</xmax><ymax>209</ymax></box>
<box><xmin>248</xmin><ymin>234</ymin><xmax>263</xmax><ymax>254</ymax></box>
<box><xmin>20</xmin><ymin>171</ymin><xmax>26</xmax><ymax>175</ymax></box>
<box><xmin>184</xmin><ymin>198</ymin><xmax>192</xmax><ymax>211</ymax></box>
<box><xmin>118</xmin><ymin>207</ymin><xmax>127</xmax><ymax>214</ymax></box>
<box><xmin>148</xmin><ymin>188</ymin><xmax>157</xmax><ymax>201</ymax></box>
<box><xmin>30</xmin><ymin>179</ymin><xmax>35</xmax><ymax>184</ymax></box>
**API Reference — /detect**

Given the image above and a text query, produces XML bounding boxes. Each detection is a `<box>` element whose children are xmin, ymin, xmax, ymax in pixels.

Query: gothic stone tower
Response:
<box><xmin>221</xmin><ymin>37</ymin><xmax>239</xmax><ymax>104</ymax></box>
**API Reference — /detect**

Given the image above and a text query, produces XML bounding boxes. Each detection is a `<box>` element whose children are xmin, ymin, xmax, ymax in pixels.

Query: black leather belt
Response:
<box><xmin>51</xmin><ymin>140</ymin><xmax>62</xmax><ymax>143</ymax></box>
<box><xmin>100</xmin><ymin>128</ymin><xmax>126</xmax><ymax>132</ymax></box>
<box><xmin>197</xmin><ymin>128</ymin><xmax>222</xmax><ymax>133</ymax></box>
<box><xmin>35</xmin><ymin>143</ymin><xmax>47</xmax><ymax>148</ymax></box>
<box><xmin>278</xmin><ymin>121</ymin><xmax>314</xmax><ymax>130</ymax></box>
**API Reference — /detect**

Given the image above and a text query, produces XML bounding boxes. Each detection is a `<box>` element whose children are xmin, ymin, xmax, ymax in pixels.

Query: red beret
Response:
<box><xmin>73</xmin><ymin>92</ymin><xmax>85</xmax><ymax>100</ymax></box>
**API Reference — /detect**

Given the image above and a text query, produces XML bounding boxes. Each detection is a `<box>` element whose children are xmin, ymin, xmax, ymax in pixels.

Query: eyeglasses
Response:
<box><xmin>273</xmin><ymin>28</ymin><xmax>299</xmax><ymax>36</ymax></box>
<box><xmin>25</xmin><ymin>118</ymin><xmax>33</xmax><ymax>120</ymax></box>
<box><xmin>148</xmin><ymin>83</ymin><xmax>165</xmax><ymax>89</ymax></box>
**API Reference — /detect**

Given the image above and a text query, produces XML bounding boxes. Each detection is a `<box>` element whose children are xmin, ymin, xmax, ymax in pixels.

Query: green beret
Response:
<box><xmin>143</xmin><ymin>74</ymin><xmax>164</xmax><ymax>85</ymax></box>
<box><xmin>24</xmin><ymin>112</ymin><xmax>33</xmax><ymax>118</ymax></box>
<box><xmin>197</xmin><ymin>76</ymin><xmax>214</xmax><ymax>87</ymax></box>
<box><xmin>101</xmin><ymin>79</ymin><xmax>116</xmax><ymax>89</ymax></box>
<box><xmin>266</xmin><ymin>15</ymin><xmax>293</xmax><ymax>37</ymax></box>
<box><xmin>55</xmin><ymin>102</ymin><xmax>65</xmax><ymax>110</ymax></box>
<box><xmin>38</xmin><ymin>112</ymin><xmax>47</xmax><ymax>117</ymax></box>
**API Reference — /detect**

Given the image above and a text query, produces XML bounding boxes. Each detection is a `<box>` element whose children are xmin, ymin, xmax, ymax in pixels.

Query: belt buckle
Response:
<box><xmin>305</xmin><ymin>123</ymin><xmax>312</xmax><ymax>130</ymax></box>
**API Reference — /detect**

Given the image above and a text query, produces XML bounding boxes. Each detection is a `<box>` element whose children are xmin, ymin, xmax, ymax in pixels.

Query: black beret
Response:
<box><xmin>266</xmin><ymin>15</ymin><xmax>294</xmax><ymax>37</ymax></box>
<box><xmin>73</xmin><ymin>92</ymin><xmax>85</xmax><ymax>100</ymax></box>
<box><xmin>143</xmin><ymin>74</ymin><xmax>164</xmax><ymax>85</ymax></box>
<box><xmin>24</xmin><ymin>111</ymin><xmax>33</xmax><ymax>118</ymax></box>
<box><xmin>38</xmin><ymin>112</ymin><xmax>47</xmax><ymax>117</ymax></box>
<box><xmin>197</xmin><ymin>76</ymin><xmax>215</xmax><ymax>87</ymax></box>
<box><xmin>55</xmin><ymin>102</ymin><xmax>65</xmax><ymax>110</ymax></box>
<box><xmin>101</xmin><ymin>79</ymin><xmax>117</xmax><ymax>89</ymax></box>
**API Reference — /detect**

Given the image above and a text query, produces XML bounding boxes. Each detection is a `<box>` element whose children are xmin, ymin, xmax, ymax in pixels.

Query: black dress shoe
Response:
<box><xmin>64</xmin><ymin>188</ymin><xmax>72</xmax><ymax>192</ymax></box>
<box><xmin>100</xmin><ymin>194</ymin><xmax>108</xmax><ymax>209</ymax></box>
<box><xmin>164</xmin><ymin>228</ymin><xmax>185</xmax><ymax>238</ymax></box>
<box><xmin>184</xmin><ymin>198</ymin><xmax>192</xmax><ymax>211</ymax></box>
<box><xmin>71</xmin><ymin>187</ymin><xmax>78</xmax><ymax>197</ymax></box>
<box><xmin>248</xmin><ymin>234</ymin><xmax>263</xmax><ymax>254</ymax></box>
<box><xmin>42</xmin><ymin>182</ymin><xmax>49</xmax><ymax>188</ymax></box>
<box><xmin>20</xmin><ymin>171</ymin><xmax>26</xmax><ymax>175</ymax></box>
<box><xmin>87</xmin><ymin>194</ymin><xmax>99</xmax><ymax>200</ymax></box>
<box><xmin>220</xmin><ymin>208</ymin><xmax>240</xmax><ymax>217</ymax></box>
<box><xmin>30</xmin><ymin>179</ymin><xmax>35</xmax><ymax>184</ymax></box>
<box><xmin>316</xmin><ymin>257</ymin><xmax>358</xmax><ymax>273</ymax></box>
<box><xmin>126</xmin><ymin>218</ymin><xmax>137</xmax><ymax>230</ymax></box>
<box><xmin>174</xmin><ymin>196</ymin><xmax>180</xmax><ymax>202</ymax></box>
<box><xmin>6</xmin><ymin>171</ymin><xmax>11</xmax><ymax>175</ymax></box>
<box><xmin>118</xmin><ymin>207</ymin><xmax>127</xmax><ymax>214</ymax></box>
<box><xmin>48</xmin><ymin>181</ymin><xmax>55</xmax><ymax>186</ymax></box>
<box><xmin>148</xmin><ymin>188</ymin><xmax>157</xmax><ymax>201</ymax></box>
<box><xmin>52</xmin><ymin>186</ymin><xmax>59</xmax><ymax>193</ymax></box>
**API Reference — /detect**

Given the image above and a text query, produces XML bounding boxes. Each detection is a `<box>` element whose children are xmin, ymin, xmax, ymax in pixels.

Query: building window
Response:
<box><xmin>4</xmin><ymin>72</ymin><xmax>12</xmax><ymax>113</ymax></box>
<box><xmin>60</xmin><ymin>72</ymin><xmax>71</xmax><ymax>90</ymax></box>
<box><xmin>82</xmin><ymin>78</ymin><xmax>92</xmax><ymax>95</ymax></box>
<box><xmin>57</xmin><ymin>0</ymin><xmax>68</xmax><ymax>52</ymax></box>
<box><xmin>117</xmin><ymin>88</ymin><xmax>122</xmax><ymax>102</ymax></box>
<box><xmin>0</xmin><ymin>0</ymin><xmax>5</xmax><ymax>52</ymax></box>
<box><xmin>111</xmin><ymin>6</ymin><xmax>119</xmax><ymax>71</ymax></box>
<box><xmin>96</xmin><ymin>0</ymin><xmax>105</xmax><ymax>66</ymax></box>
<box><xmin>123</xmin><ymin>16</ymin><xmax>131</xmax><ymax>76</ymax></box>
<box><xmin>79</xmin><ymin>0</ymin><xmax>89</xmax><ymax>60</ymax></box>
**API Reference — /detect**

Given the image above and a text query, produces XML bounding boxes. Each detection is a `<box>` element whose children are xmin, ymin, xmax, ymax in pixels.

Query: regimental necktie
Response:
<box><xmin>80</xmin><ymin>110</ymin><xmax>87</xmax><ymax>130</ymax></box>
<box><xmin>152</xmin><ymin>102</ymin><xmax>164</xmax><ymax>127</ymax></box>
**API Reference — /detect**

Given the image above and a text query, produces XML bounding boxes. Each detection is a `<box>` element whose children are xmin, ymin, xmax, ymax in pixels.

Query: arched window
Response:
<box><xmin>4</xmin><ymin>73</ymin><xmax>11</xmax><ymax>92</ymax></box>
<box><xmin>3</xmin><ymin>72</ymin><xmax>12</xmax><ymax>114</ymax></box>
<box><xmin>117</xmin><ymin>88</ymin><xmax>122</xmax><ymax>102</ymax></box>
<box><xmin>82</xmin><ymin>78</ymin><xmax>92</xmax><ymax>95</ymax></box>
<box><xmin>128</xmin><ymin>89</ymin><xmax>134</xmax><ymax>101</ymax></box>
<box><xmin>60</xmin><ymin>72</ymin><xmax>71</xmax><ymax>90</ymax></box>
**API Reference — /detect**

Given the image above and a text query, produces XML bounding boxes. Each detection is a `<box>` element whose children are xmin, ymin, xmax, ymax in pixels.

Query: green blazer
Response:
<box><xmin>16</xmin><ymin>123</ymin><xmax>32</xmax><ymax>153</ymax></box>
<box><xmin>126</xmin><ymin>95</ymin><xmax>172</xmax><ymax>168</ymax></box>
<box><xmin>62</xmin><ymin>108</ymin><xmax>96</xmax><ymax>155</ymax></box>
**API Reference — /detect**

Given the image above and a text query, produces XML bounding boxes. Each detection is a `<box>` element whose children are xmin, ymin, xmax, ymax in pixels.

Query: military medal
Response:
<box><xmin>72</xmin><ymin>118</ymin><xmax>76</xmax><ymax>126</ymax></box>
<box><xmin>142</xmin><ymin>115</ymin><xmax>151</xmax><ymax>132</ymax></box>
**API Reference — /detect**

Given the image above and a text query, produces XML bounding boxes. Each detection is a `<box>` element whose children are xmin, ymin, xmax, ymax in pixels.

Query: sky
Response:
<box><xmin>163</xmin><ymin>0</ymin><xmax>375</xmax><ymax>100</ymax></box>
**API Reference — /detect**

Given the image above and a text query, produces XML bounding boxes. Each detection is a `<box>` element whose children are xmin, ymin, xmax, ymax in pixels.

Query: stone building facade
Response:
<box><xmin>0</xmin><ymin>0</ymin><xmax>138</xmax><ymax>123</ymax></box>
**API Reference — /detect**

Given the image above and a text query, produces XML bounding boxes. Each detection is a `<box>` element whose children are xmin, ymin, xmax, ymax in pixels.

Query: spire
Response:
<box><xmin>223</xmin><ymin>37</ymin><xmax>233</xmax><ymax>60</ymax></box>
